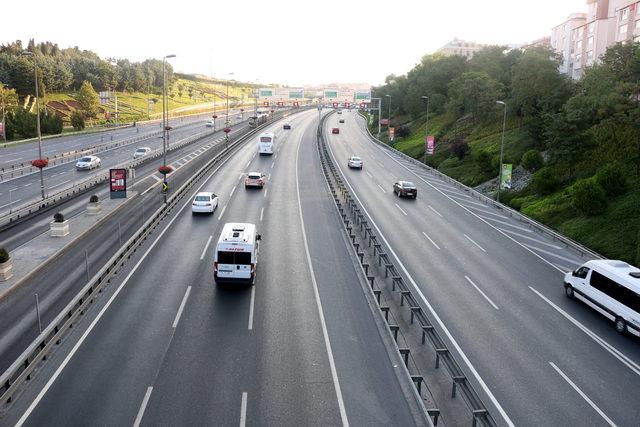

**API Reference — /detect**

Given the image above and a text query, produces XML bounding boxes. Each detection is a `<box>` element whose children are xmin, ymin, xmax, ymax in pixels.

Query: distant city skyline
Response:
<box><xmin>1</xmin><ymin>0</ymin><xmax>586</xmax><ymax>86</ymax></box>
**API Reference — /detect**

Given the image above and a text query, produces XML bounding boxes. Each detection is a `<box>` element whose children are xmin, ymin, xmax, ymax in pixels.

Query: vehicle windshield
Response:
<box><xmin>135</xmin><ymin>149</ymin><xmax>146</xmax><ymax>153</ymax></box>
<box><xmin>79</xmin><ymin>157</ymin><xmax>92</xmax><ymax>162</ymax></box>
<box><xmin>351</xmin><ymin>157</ymin><xmax>361</xmax><ymax>161</ymax></box>
<box><xmin>194</xmin><ymin>195</ymin><xmax>210</xmax><ymax>201</ymax></box>
<box><xmin>403</xmin><ymin>183</ymin><xmax>416</xmax><ymax>188</ymax></box>
<box><xmin>248</xmin><ymin>174</ymin><xmax>261</xmax><ymax>179</ymax></box>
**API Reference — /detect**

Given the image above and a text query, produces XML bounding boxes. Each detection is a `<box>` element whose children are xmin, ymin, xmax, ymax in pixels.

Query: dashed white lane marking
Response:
<box><xmin>200</xmin><ymin>235</ymin><xmax>213</xmax><ymax>260</ymax></box>
<box><xmin>151</xmin><ymin>174</ymin><xmax>163</xmax><ymax>182</ymax></box>
<box><xmin>549</xmin><ymin>362</ymin><xmax>615</xmax><ymax>426</ymax></box>
<box><xmin>133</xmin><ymin>386</ymin><xmax>153</xmax><ymax>427</ymax></box>
<box><xmin>239</xmin><ymin>392</ymin><xmax>248</xmax><ymax>427</ymax></box>
<box><xmin>464</xmin><ymin>234</ymin><xmax>487</xmax><ymax>253</ymax></box>
<box><xmin>394</xmin><ymin>203</ymin><xmax>407</xmax><ymax>216</ymax></box>
<box><xmin>230</xmin><ymin>185</ymin><xmax>236</xmax><ymax>197</ymax></box>
<box><xmin>428</xmin><ymin>205</ymin><xmax>442</xmax><ymax>217</ymax></box>
<box><xmin>260</xmin><ymin>207</ymin><xmax>264</xmax><ymax>222</ymax></box>
<box><xmin>263</xmin><ymin>188</ymin><xmax>268</xmax><ymax>198</ymax></box>
<box><xmin>270</xmin><ymin>161</ymin><xmax>275</xmax><ymax>169</ymax></box>
<box><xmin>377</xmin><ymin>184</ymin><xmax>387</xmax><ymax>193</ymax></box>
<box><xmin>422</xmin><ymin>232</ymin><xmax>441</xmax><ymax>250</ymax></box>
<box><xmin>217</xmin><ymin>204</ymin><xmax>227</xmax><ymax>220</ymax></box>
<box><xmin>172</xmin><ymin>286</ymin><xmax>192</xmax><ymax>328</ymax></box>
<box><xmin>465</xmin><ymin>276</ymin><xmax>498</xmax><ymax>309</ymax></box>
<box><xmin>248</xmin><ymin>286</ymin><xmax>256</xmax><ymax>331</ymax></box>
<box><xmin>366</xmin><ymin>170</ymin><xmax>373</xmax><ymax>178</ymax></box>
<box><xmin>0</xmin><ymin>199</ymin><xmax>21</xmax><ymax>209</ymax></box>
<box><xmin>246</xmin><ymin>160</ymin><xmax>251</xmax><ymax>167</ymax></box>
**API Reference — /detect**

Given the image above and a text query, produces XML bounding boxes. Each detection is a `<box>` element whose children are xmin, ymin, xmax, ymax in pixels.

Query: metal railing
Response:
<box><xmin>318</xmin><ymin>112</ymin><xmax>497</xmax><ymax>427</ymax></box>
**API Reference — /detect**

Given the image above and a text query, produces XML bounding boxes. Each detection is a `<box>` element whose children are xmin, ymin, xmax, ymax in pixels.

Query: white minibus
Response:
<box><xmin>214</xmin><ymin>223</ymin><xmax>261</xmax><ymax>284</ymax></box>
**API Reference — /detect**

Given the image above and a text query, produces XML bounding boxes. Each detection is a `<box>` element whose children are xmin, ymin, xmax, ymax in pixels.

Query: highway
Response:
<box><xmin>322</xmin><ymin>110</ymin><xmax>640</xmax><ymax>426</ymax></box>
<box><xmin>0</xmin><ymin>109</ymin><xmax>251</xmax><ymax>215</ymax></box>
<box><xmin>2</xmin><ymin>110</ymin><xmax>427</xmax><ymax>426</ymax></box>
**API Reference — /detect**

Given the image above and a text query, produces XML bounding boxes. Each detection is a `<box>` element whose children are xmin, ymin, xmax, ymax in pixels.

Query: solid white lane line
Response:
<box><xmin>395</xmin><ymin>203</ymin><xmax>407</xmax><ymax>216</ymax></box>
<box><xmin>296</xmin><ymin>132</ymin><xmax>349</xmax><ymax>426</ymax></box>
<box><xmin>246</xmin><ymin>160</ymin><xmax>251</xmax><ymax>167</ymax></box>
<box><xmin>439</xmin><ymin>189</ymin><xmax>474</xmax><ymax>199</ymax></box>
<box><xmin>230</xmin><ymin>185</ymin><xmax>236</xmax><ymax>197</ymax></box>
<box><xmin>377</xmin><ymin>184</ymin><xmax>387</xmax><ymax>193</ymax></box>
<box><xmin>133</xmin><ymin>386</ymin><xmax>153</xmax><ymax>427</ymax></box>
<box><xmin>218</xmin><ymin>204</ymin><xmax>227</xmax><ymax>220</ymax></box>
<box><xmin>549</xmin><ymin>362</ymin><xmax>615</xmax><ymax>426</ymax></box>
<box><xmin>522</xmin><ymin>244</ymin><xmax>581</xmax><ymax>264</ymax></box>
<box><xmin>464</xmin><ymin>234</ymin><xmax>487</xmax><ymax>253</ymax></box>
<box><xmin>200</xmin><ymin>235</ymin><xmax>213</xmax><ymax>260</ymax></box>
<box><xmin>22</xmin><ymin>183</ymin><xmax>33</xmax><ymax>187</ymax></box>
<box><xmin>428</xmin><ymin>205</ymin><xmax>442</xmax><ymax>217</ymax></box>
<box><xmin>239</xmin><ymin>392</ymin><xmax>248</xmax><ymax>427</ymax></box>
<box><xmin>483</xmin><ymin>217</ymin><xmax>533</xmax><ymax>233</ymax></box>
<box><xmin>466</xmin><ymin>206</ymin><xmax>508</xmax><ymax>219</ymax></box>
<box><xmin>259</xmin><ymin>207</ymin><xmax>264</xmax><ymax>222</ymax></box>
<box><xmin>151</xmin><ymin>174</ymin><xmax>163</xmax><ymax>182</ymax></box>
<box><xmin>366</xmin><ymin>170</ymin><xmax>373</xmax><ymax>178</ymax></box>
<box><xmin>172</xmin><ymin>286</ymin><xmax>192</xmax><ymax>328</ymax></box>
<box><xmin>422</xmin><ymin>232</ymin><xmax>441</xmax><ymax>250</ymax></box>
<box><xmin>238</xmin><ymin>173</ymin><xmax>244</xmax><ymax>180</ymax></box>
<box><xmin>0</xmin><ymin>199</ymin><xmax>21</xmax><ymax>209</ymax></box>
<box><xmin>49</xmin><ymin>179</ymin><xmax>71</xmax><ymax>188</ymax></box>
<box><xmin>270</xmin><ymin>161</ymin><xmax>275</xmax><ymax>169</ymax></box>
<box><xmin>263</xmin><ymin>188</ymin><xmax>268</xmax><ymax>198</ymax></box>
<box><xmin>449</xmin><ymin>196</ymin><xmax>490</xmax><ymax>208</ymax></box>
<box><xmin>464</xmin><ymin>276</ymin><xmax>499</xmax><ymax>310</ymax></box>
<box><xmin>497</xmin><ymin>227</ymin><xmax>562</xmax><ymax>249</ymax></box>
<box><xmin>248</xmin><ymin>286</ymin><xmax>256</xmax><ymax>330</ymax></box>
<box><xmin>530</xmin><ymin>286</ymin><xmax>640</xmax><ymax>376</ymax></box>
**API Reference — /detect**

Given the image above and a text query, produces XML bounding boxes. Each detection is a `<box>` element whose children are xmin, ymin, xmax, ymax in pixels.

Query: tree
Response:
<box><xmin>450</xmin><ymin>136</ymin><xmax>469</xmax><ymax>160</ymax></box>
<box><xmin>447</xmin><ymin>71</ymin><xmax>503</xmax><ymax>122</ymax></box>
<box><xmin>71</xmin><ymin>110</ymin><xmax>85</xmax><ymax>130</ymax></box>
<box><xmin>571</xmin><ymin>178</ymin><xmax>607</xmax><ymax>215</ymax></box>
<box><xmin>521</xmin><ymin>149</ymin><xmax>543</xmax><ymax>172</ymax></box>
<box><xmin>76</xmin><ymin>80</ymin><xmax>100</xmax><ymax>118</ymax></box>
<box><xmin>595</xmin><ymin>162</ymin><xmax>627</xmax><ymax>196</ymax></box>
<box><xmin>475</xmin><ymin>150</ymin><xmax>494</xmax><ymax>174</ymax></box>
<box><xmin>531</xmin><ymin>167</ymin><xmax>560</xmax><ymax>195</ymax></box>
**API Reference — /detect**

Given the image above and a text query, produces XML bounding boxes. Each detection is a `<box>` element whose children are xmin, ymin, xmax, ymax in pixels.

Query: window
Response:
<box><xmin>587</xmin><ymin>50</ymin><xmax>594</xmax><ymax>64</ymax></box>
<box><xmin>576</xmin><ymin>40</ymin><xmax>582</xmax><ymax>50</ymax></box>
<box><xmin>590</xmin><ymin>271</ymin><xmax>640</xmax><ymax>313</ymax></box>
<box><xmin>620</xmin><ymin>24</ymin><xmax>628</xmax><ymax>35</ymax></box>
<box><xmin>588</xmin><ymin>36</ymin><xmax>594</xmax><ymax>47</ymax></box>
<box><xmin>588</xmin><ymin>22</ymin><xmax>595</xmax><ymax>34</ymax></box>
<box><xmin>621</xmin><ymin>8</ymin><xmax>629</xmax><ymax>21</ymax></box>
<box><xmin>575</xmin><ymin>54</ymin><xmax>582</xmax><ymax>67</ymax></box>
<box><xmin>575</xmin><ymin>267</ymin><xmax>590</xmax><ymax>279</ymax></box>
<box><xmin>217</xmin><ymin>251</ymin><xmax>252</xmax><ymax>265</ymax></box>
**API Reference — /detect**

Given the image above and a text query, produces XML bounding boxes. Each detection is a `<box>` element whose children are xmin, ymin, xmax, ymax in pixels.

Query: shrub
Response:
<box><xmin>531</xmin><ymin>168</ymin><xmax>560</xmax><ymax>195</ymax></box>
<box><xmin>521</xmin><ymin>149</ymin><xmax>543</xmax><ymax>172</ymax></box>
<box><xmin>595</xmin><ymin>162</ymin><xmax>627</xmax><ymax>197</ymax></box>
<box><xmin>71</xmin><ymin>111</ymin><xmax>85</xmax><ymax>131</ymax></box>
<box><xmin>571</xmin><ymin>178</ymin><xmax>607</xmax><ymax>215</ymax></box>
<box><xmin>475</xmin><ymin>150</ymin><xmax>493</xmax><ymax>174</ymax></box>
<box><xmin>0</xmin><ymin>248</ymin><xmax>9</xmax><ymax>263</ymax></box>
<box><xmin>41</xmin><ymin>112</ymin><xmax>63</xmax><ymax>135</ymax></box>
<box><xmin>395</xmin><ymin>124</ymin><xmax>411</xmax><ymax>138</ymax></box>
<box><xmin>450</xmin><ymin>137</ymin><xmax>469</xmax><ymax>160</ymax></box>
<box><xmin>53</xmin><ymin>212</ymin><xmax>65</xmax><ymax>222</ymax></box>
<box><xmin>89</xmin><ymin>194</ymin><xmax>99</xmax><ymax>203</ymax></box>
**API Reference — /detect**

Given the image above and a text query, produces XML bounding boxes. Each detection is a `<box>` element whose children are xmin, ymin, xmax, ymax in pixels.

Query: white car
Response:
<box><xmin>206</xmin><ymin>120</ymin><xmax>215</xmax><ymax>127</ymax></box>
<box><xmin>245</xmin><ymin>172</ymin><xmax>266</xmax><ymax>189</ymax></box>
<box><xmin>191</xmin><ymin>192</ymin><xmax>219</xmax><ymax>214</ymax></box>
<box><xmin>348</xmin><ymin>156</ymin><xmax>363</xmax><ymax>169</ymax></box>
<box><xmin>75</xmin><ymin>155</ymin><xmax>101</xmax><ymax>170</ymax></box>
<box><xmin>133</xmin><ymin>147</ymin><xmax>151</xmax><ymax>159</ymax></box>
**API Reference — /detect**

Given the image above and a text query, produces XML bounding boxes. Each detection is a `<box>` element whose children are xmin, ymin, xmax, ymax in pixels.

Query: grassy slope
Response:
<box><xmin>368</xmin><ymin>113</ymin><xmax>640</xmax><ymax>264</ymax></box>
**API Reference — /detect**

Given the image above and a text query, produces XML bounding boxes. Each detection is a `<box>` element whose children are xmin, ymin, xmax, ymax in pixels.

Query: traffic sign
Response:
<box><xmin>162</xmin><ymin>181</ymin><xmax>169</xmax><ymax>193</ymax></box>
<box><xmin>263</xmin><ymin>101</ymin><xmax>269</xmax><ymax>107</ymax></box>
<box><xmin>332</xmin><ymin>102</ymin><xmax>339</xmax><ymax>108</ymax></box>
<box><xmin>360</xmin><ymin>103</ymin><xmax>366</xmax><ymax>109</ymax></box>
<box><xmin>276</xmin><ymin>101</ymin><xmax>284</xmax><ymax>107</ymax></box>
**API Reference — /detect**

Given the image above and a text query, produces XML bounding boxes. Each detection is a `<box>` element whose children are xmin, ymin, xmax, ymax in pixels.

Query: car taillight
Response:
<box><xmin>251</xmin><ymin>263</ymin><xmax>255</xmax><ymax>273</ymax></box>
<box><xmin>214</xmin><ymin>262</ymin><xmax>218</xmax><ymax>271</ymax></box>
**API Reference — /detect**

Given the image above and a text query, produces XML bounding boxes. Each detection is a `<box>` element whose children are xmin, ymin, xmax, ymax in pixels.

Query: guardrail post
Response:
<box><xmin>422</xmin><ymin>325</ymin><xmax>434</xmax><ymax>344</ymax></box>
<box><xmin>452</xmin><ymin>376</ymin><xmax>465</xmax><ymax>398</ymax></box>
<box><xmin>399</xmin><ymin>348</ymin><xmax>410</xmax><ymax>367</ymax></box>
<box><xmin>380</xmin><ymin>306</ymin><xmax>390</xmax><ymax>321</ymax></box>
<box><xmin>389</xmin><ymin>325</ymin><xmax>399</xmax><ymax>341</ymax></box>
<box><xmin>435</xmin><ymin>348</ymin><xmax>448</xmax><ymax>368</ymax></box>
<box><xmin>400</xmin><ymin>290</ymin><xmax>411</xmax><ymax>306</ymax></box>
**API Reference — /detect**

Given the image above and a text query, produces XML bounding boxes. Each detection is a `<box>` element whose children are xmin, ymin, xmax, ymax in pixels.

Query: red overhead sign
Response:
<box><xmin>360</xmin><ymin>103</ymin><xmax>366</xmax><ymax>109</ymax></box>
<box><xmin>263</xmin><ymin>101</ymin><xmax>269</xmax><ymax>107</ymax></box>
<box><xmin>332</xmin><ymin>102</ymin><xmax>339</xmax><ymax>108</ymax></box>
<box><xmin>293</xmin><ymin>101</ymin><xmax>299</xmax><ymax>107</ymax></box>
<box><xmin>276</xmin><ymin>101</ymin><xmax>284</xmax><ymax>107</ymax></box>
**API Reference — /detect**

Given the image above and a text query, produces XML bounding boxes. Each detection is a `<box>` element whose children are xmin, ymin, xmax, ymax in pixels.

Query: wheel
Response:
<box><xmin>412</xmin><ymin>195</ymin><xmax>417</xmax><ymax>199</ymax></box>
<box><xmin>615</xmin><ymin>317</ymin><xmax>627</xmax><ymax>334</ymax></box>
<box><xmin>564</xmin><ymin>284</ymin><xmax>574</xmax><ymax>299</ymax></box>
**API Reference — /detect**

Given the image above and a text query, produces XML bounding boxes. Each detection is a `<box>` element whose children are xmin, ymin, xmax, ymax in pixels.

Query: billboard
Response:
<box><xmin>110</xmin><ymin>168</ymin><xmax>127</xmax><ymax>199</ymax></box>
<box><xmin>426</xmin><ymin>135</ymin><xmax>435</xmax><ymax>155</ymax></box>
<box><xmin>389</xmin><ymin>127</ymin><xmax>395</xmax><ymax>142</ymax></box>
<box><xmin>501</xmin><ymin>164</ymin><xmax>513</xmax><ymax>190</ymax></box>
<box><xmin>338</xmin><ymin>90</ymin><xmax>355</xmax><ymax>104</ymax></box>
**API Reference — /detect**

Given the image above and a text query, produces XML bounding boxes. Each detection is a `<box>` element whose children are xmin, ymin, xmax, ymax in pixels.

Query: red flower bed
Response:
<box><xmin>223</xmin><ymin>127</ymin><xmax>231</xmax><ymax>133</ymax></box>
<box><xmin>158</xmin><ymin>165</ymin><xmax>173</xmax><ymax>175</ymax></box>
<box><xmin>31</xmin><ymin>159</ymin><xmax>49</xmax><ymax>169</ymax></box>
<box><xmin>164</xmin><ymin>126</ymin><xmax>173</xmax><ymax>131</ymax></box>
<box><xmin>212</xmin><ymin>115</ymin><xmax>218</xmax><ymax>119</ymax></box>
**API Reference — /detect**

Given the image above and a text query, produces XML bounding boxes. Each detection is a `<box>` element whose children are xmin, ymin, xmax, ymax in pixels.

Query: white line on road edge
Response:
<box><xmin>464</xmin><ymin>234</ymin><xmax>487</xmax><ymax>253</ymax></box>
<box><xmin>248</xmin><ymin>286</ymin><xmax>256</xmax><ymax>330</ymax></box>
<box><xmin>271</xmin><ymin>161</ymin><xmax>275</xmax><ymax>169</ymax></box>
<box><xmin>496</xmin><ymin>227</ymin><xmax>562</xmax><ymax>249</ymax></box>
<box><xmin>296</xmin><ymin>135</ymin><xmax>349</xmax><ymax>426</ymax></box>
<box><xmin>366</xmin><ymin>170</ymin><xmax>373</xmax><ymax>178</ymax></box>
<box><xmin>549</xmin><ymin>362</ymin><xmax>615</xmax><ymax>426</ymax></box>
<box><xmin>522</xmin><ymin>243</ymin><xmax>581</xmax><ymax>264</ymax></box>
<box><xmin>377</xmin><ymin>184</ymin><xmax>387</xmax><ymax>193</ymax></box>
<box><xmin>428</xmin><ymin>205</ymin><xmax>442</xmax><ymax>217</ymax></box>
<box><xmin>263</xmin><ymin>188</ymin><xmax>268</xmax><ymax>198</ymax></box>
<box><xmin>0</xmin><ymin>199</ymin><xmax>21</xmax><ymax>209</ymax></box>
<box><xmin>422</xmin><ymin>232</ymin><xmax>441</xmax><ymax>250</ymax></box>
<box><xmin>239</xmin><ymin>392</ymin><xmax>248</xmax><ymax>427</ymax></box>
<box><xmin>324</xmin><ymin>138</ymin><xmax>512</xmax><ymax>427</ymax></box>
<box><xmin>394</xmin><ymin>203</ymin><xmax>407</xmax><ymax>216</ymax></box>
<box><xmin>172</xmin><ymin>286</ymin><xmax>192</xmax><ymax>328</ymax></box>
<box><xmin>464</xmin><ymin>276</ymin><xmax>499</xmax><ymax>310</ymax></box>
<box><xmin>22</xmin><ymin>183</ymin><xmax>33</xmax><ymax>187</ymax></box>
<box><xmin>200</xmin><ymin>235</ymin><xmax>213</xmax><ymax>260</ymax></box>
<box><xmin>133</xmin><ymin>386</ymin><xmax>154</xmax><ymax>427</ymax></box>
<box><xmin>239</xmin><ymin>173</ymin><xmax>244</xmax><ymax>181</ymax></box>
<box><xmin>260</xmin><ymin>207</ymin><xmax>264</xmax><ymax>222</ymax></box>
<box><xmin>230</xmin><ymin>185</ymin><xmax>237</xmax><ymax>197</ymax></box>
<box><xmin>529</xmin><ymin>286</ymin><xmax>640</xmax><ymax>377</ymax></box>
<box><xmin>246</xmin><ymin>161</ymin><xmax>251</xmax><ymax>167</ymax></box>
<box><xmin>49</xmin><ymin>179</ymin><xmax>71</xmax><ymax>188</ymax></box>
<box><xmin>218</xmin><ymin>204</ymin><xmax>227</xmax><ymax>220</ymax></box>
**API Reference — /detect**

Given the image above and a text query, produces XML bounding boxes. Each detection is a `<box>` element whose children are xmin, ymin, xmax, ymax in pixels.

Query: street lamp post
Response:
<box><xmin>225</xmin><ymin>72</ymin><xmax>234</xmax><ymax>146</ymax></box>
<box><xmin>1</xmin><ymin>83</ymin><xmax>7</xmax><ymax>144</ymax></box>
<box><xmin>496</xmin><ymin>100</ymin><xmax>507</xmax><ymax>203</ymax></box>
<box><xmin>422</xmin><ymin>95</ymin><xmax>430</xmax><ymax>164</ymax></box>
<box><xmin>23</xmin><ymin>51</ymin><xmax>45</xmax><ymax>200</ymax></box>
<box><xmin>162</xmin><ymin>54</ymin><xmax>176</xmax><ymax>202</ymax></box>
<box><xmin>385</xmin><ymin>94</ymin><xmax>391</xmax><ymax>142</ymax></box>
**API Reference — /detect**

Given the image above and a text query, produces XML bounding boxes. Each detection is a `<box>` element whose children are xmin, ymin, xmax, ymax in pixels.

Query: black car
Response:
<box><xmin>339</xmin><ymin>119</ymin><xmax>345</xmax><ymax>123</ymax></box>
<box><xmin>393</xmin><ymin>181</ymin><xmax>417</xmax><ymax>199</ymax></box>
<box><xmin>283</xmin><ymin>123</ymin><xmax>291</xmax><ymax>129</ymax></box>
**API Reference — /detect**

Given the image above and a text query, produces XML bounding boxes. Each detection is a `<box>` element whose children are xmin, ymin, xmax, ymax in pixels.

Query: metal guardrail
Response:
<box><xmin>360</xmin><ymin>116</ymin><xmax>603</xmax><ymax>260</ymax></box>
<box><xmin>318</xmin><ymin>112</ymin><xmax>496</xmax><ymax>427</ymax></box>
<box><xmin>0</xmin><ymin>112</ymin><xmax>285</xmax><ymax>408</ymax></box>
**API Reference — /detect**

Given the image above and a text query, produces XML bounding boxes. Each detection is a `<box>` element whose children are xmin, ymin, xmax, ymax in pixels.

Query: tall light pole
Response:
<box><xmin>162</xmin><ymin>54</ymin><xmax>176</xmax><ymax>202</ymax></box>
<box><xmin>422</xmin><ymin>95</ymin><xmax>430</xmax><ymax>164</ymax></box>
<box><xmin>225</xmin><ymin>72</ymin><xmax>234</xmax><ymax>146</ymax></box>
<box><xmin>22</xmin><ymin>51</ymin><xmax>45</xmax><ymax>200</ymax></box>
<box><xmin>385</xmin><ymin>94</ymin><xmax>391</xmax><ymax>142</ymax></box>
<box><xmin>496</xmin><ymin>100</ymin><xmax>507</xmax><ymax>203</ymax></box>
<box><xmin>1</xmin><ymin>83</ymin><xmax>7</xmax><ymax>144</ymax></box>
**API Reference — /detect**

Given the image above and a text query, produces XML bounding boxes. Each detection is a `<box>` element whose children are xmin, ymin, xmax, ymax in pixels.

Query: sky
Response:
<box><xmin>1</xmin><ymin>0</ymin><xmax>587</xmax><ymax>87</ymax></box>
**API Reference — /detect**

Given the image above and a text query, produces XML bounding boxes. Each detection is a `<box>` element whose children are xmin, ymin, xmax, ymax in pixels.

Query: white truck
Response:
<box><xmin>214</xmin><ymin>223</ymin><xmax>261</xmax><ymax>285</ymax></box>
<box><xmin>258</xmin><ymin>132</ymin><xmax>275</xmax><ymax>155</ymax></box>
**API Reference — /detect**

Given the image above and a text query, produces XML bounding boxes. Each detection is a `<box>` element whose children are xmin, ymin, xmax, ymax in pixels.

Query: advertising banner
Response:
<box><xmin>0</xmin><ymin>122</ymin><xmax>4</xmax><ymax>137</ymax></box>
<box><xmin>110</xmin><ymin>168</ymin><xmax>127</xmax><ymax>199</ymax></box>
<box><xmin>501</xmin><ymin>164</ymin><xmax>513</xmax><ymax>190</ymax></box>
<box><xmin>380</xmin><ymin>118</ymin><xmax>389</xmax><ymax>125</ymax></box>
<box><xmin>426</xmin><ymin>135</ymin><xmax>435</xmax><ymax>155</ymax></box>
<box><xmin>389</xmin><ymin>127</ymin><xmax>395</xmax><ymax>142</ymax></box>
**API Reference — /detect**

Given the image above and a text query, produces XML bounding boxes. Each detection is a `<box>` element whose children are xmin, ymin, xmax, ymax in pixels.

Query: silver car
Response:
<box><xmin>76</xmin><ymin>155</ymin><xmax>101</xmax><ymax>170</ymax></box>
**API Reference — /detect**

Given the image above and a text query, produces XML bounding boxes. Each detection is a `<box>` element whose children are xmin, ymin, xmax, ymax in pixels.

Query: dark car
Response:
<box><xmin>393</xmin><ymin>181</ymin><xmax>417</xmax><ymax>199</ymax></box>
<box><xmin>332</xmin><ymin>128</ymin><xmax>340</xmax><ymax>134</ymax></box>
<box><xmin>339</xmin><ymin>119</ymin><xmax>345</xmax><ymax>123</ymax></box>
<box><xmin>283</xmin><ymin>123</ymin><xmax>291</xmax><ymax>129</ymax></box>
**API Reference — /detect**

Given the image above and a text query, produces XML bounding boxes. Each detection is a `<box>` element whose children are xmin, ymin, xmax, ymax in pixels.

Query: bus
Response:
<box><xmin>214</xmin><ymin>223</ymin><xmax>261</xmax><ymax>284</ymax></box>
<box><xmin>258</xmin><ymin>132</ymin><xmax>275</xmax><ymax>155</ymax></box>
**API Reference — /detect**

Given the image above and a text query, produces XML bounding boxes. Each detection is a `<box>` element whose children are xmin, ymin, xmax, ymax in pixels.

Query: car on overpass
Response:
<box><xmin>393</xmin><ymin>181</ymin><xmax>417</xmax><ymax>199</ymax></box>
<box><xmin>75</xmin><ymin>155</ymin><xmax>101</xmax><ymax>170</ymax></box>
<box><xmin>206</xmin><ymin>120</ymin><xmax>215</xmax><ymax>127</ymax></box>
<box><xmin>283</xmin><ymin>123</ymin><xmax>291</xmax><ymax>130</ymax></box>
<box><xmin>191</xmin><ymin>192</ymin><xmax>219</xmax><ymax>214</ymax></box>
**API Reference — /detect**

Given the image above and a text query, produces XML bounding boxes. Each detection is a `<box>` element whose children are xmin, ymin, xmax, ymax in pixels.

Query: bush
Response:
<box><xmin>521</xmin><ymin>149</ymin><xmax>543</xmax><ymax>172</ymax></box>
<box><xmin>531</xmin><ymin>168</ymin><xmax>560</xmax><ymax>195</ymax></box>
<box><xmin>89</xmin><ymin>194</ymin><xmax>99</xmax><ymax>203</ymax></box>
<box><xmin>0</xmin><ymin>248</ymin><xmax>9</xmax><ymax>263</ymax></box>
<box><xmin>41</xmin><ymin>112</ymin><xmax>63</xmax><ymax>135</ymax></box>
<box><xmin>53</xmin><ymin>212</ymin><xmax>65</xmax><ymax>222</ymax></box>
<box><xmin>571</xmin><ymin>178</ymin><xmax>607</xmax><ymax>215</ymax></box>
<box><xmin>450</xmin><ymin>137</ymin><xmax>469</xmax><ymax>160</ymax></box>
<box><xmin>475</xmin><ymin>150</ymin><xmax>493</xmax><ymax>174</ymax></box>
<box><xmin>595</xmin><ymin>162</ymin><xmax>627</xmax><ymax>197</ymax></box>
<box><xmin>71</xmin><ymin>111</ymin><xmax>85</xmax><ymax>131</ymax></box>
<box><xmin>395</xmin><ymin>124</ymin><xmax>411</xmax><ymax>138</ymax></box>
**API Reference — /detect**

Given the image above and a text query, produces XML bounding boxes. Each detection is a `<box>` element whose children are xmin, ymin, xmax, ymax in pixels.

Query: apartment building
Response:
<box><xmin>551</xmin><ymin>14</ymin><xmax>587</xmax><ymax>74</ymax></box>
<box><xmin>436</xmin><ymin>38</ymin><xmax>487</xmax><ymax>59</ymax></box>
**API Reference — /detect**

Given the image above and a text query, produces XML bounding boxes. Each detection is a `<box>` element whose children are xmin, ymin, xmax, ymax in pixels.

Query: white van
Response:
<box><xmin>258</xmin><ymin>132</ymin><xmax>275</xmax><ymax>155</ymax></box>
<box><xmin>564</xmin><ymin>260</ymin><xmax>640</xmax><ymax>336</ymax></box>
<box><xmin>214</xmin><ymin>223</ymin><xmax>261</xmax><ymax>284</ymax></box>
